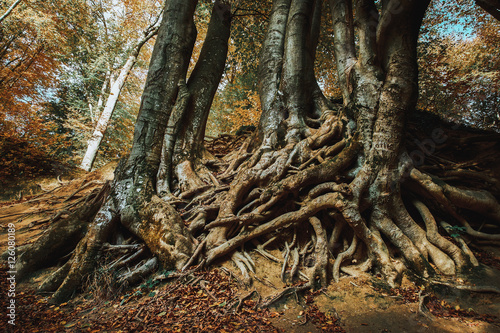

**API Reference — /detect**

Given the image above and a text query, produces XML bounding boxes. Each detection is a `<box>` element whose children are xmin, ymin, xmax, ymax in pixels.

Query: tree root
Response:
<box><xmin>231</xmin><ymin>251</ymin><xmax>255</xmax><ymax>286</ymax></box>
<box><xmin>333</xmin><ymin>235</ymin><xmax>357</xmax><ymax>282</ymax></box>
<box><xmin>418</xmin><ymin>290</ymin><xmax>434</xmax><ymax>319</ymax></box>
<box><xmin>118</xmin><ymin>257</ymin><xmax>158</xmax><ymax>286</ymax></box>
<box><xmin>236</xmin><ymin>290</ymin><xmax>259</xmax><ymax>312</ymax></box>
<box><xmin>410</xmin><ymin>169</ymin><xmax>500</xmax><ymax>240</ymax></box>
<box><xmin>427</xmin><ymin>280</ymin><xmax>500</xmax><ymax>294</ymax></box>
<box><xmin>108</xmin><ymin>246</ymin><xmax>146</xmax><ymax>271</ymax></box>
<box><xmin>199</xmin><ymin>279</ymin><xmax>218</xmax><ymax>300</ymax></box>
<box><xmin>259</xmin><ymin>283</ymin><xmax>311</xmax><ymax>308</ymax></box>
<box><xmin>412</xmin><ymin>199</ymin><xmax>471</xmax><ymax>272</ymax></box>
<box><xmin>206</xmin><ymin>192</ymin><xmax>345</xmax><ymax>265</ymax></box>
<box><xmin>50</xmin><ymin>199</ymin><xmax>119</xmax><ymax>304</ymax></box>
<box><xmin>38</xmin><ymin>260</ymin><xmax>73</xmax><ymax>293</ymax></box>
<box><xmin>18</xmin><ymin>101</ymin><xmax>500</xmax><ymax>308</ymax></box>
<box><xmin>309</xmin><ymin>216</ymin><xmax>329</xmax><ymax>287</ymax></box>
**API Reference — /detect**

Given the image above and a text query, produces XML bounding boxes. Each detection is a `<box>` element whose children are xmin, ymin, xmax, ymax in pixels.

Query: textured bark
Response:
<box><xmin>257</xmin><ymin>0</ymin><xmax>291</xmax><ymax>147</ymax></box>
<box><xmin>281</xmin><ymin>0</ymin><xmax>316</xmax><ymax>143</ymax></box>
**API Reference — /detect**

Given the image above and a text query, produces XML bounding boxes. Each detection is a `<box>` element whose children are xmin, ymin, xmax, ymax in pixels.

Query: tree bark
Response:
<box><xmin>257</xmin><ymin>0</ymin><xmax>291</xmax><ymax>147</ymax></box>
<box><xmin>281</xmin><ymin>0</ymin><xmax>317</xmax><ymax>143</ymax></box>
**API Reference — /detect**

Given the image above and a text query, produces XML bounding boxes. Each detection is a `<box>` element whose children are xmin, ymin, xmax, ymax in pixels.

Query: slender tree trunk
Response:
<box><xmin>96</xmin><ymin>70</ymin><xmax>111</xmax><ymax>118</ymax></box>
<box><xmin>79</xmin><ymin>26</ymin><xmax>159</xmax><ymax>172</ymax></box>
<box><xmin>157</xmin><ymin>0</ymin><xmax>232</xmax><ymax>195</ymax></box>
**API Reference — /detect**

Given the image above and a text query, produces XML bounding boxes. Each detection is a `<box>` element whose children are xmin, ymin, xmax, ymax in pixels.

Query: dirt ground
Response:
<box><xmin>1</xmin><ymin>162</ymin><xmax>500</xmax><ymax>332</ymax></box>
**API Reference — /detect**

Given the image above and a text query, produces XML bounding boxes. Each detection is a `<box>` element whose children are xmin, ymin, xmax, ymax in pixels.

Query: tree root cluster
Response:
<box><xmin>9</xmin><ymin>110</ymin><xmax>500</xmax><ymax>305</ymax></box>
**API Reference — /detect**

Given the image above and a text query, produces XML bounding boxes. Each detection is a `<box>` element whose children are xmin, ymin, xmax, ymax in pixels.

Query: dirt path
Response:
<box><xmin>0</xmin><ymin>161</ymin><xmax>117</xmax><ymax>249</ymax></box>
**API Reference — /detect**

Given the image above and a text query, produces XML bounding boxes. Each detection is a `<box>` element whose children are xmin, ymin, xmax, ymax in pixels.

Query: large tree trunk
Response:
<box><xmin>203</xmin><ymin>0</ymin><xmax>500</xmax><ymax>292</ymax></box>
<box><xmin>43</xmin><ymin>0</ymin><xmax>200</xmax><ymax>303</ymax></box>
<box><xmin>19</xmin><ymin>0</ymin><xmax>236</xmax><ymax>304</ymax></box>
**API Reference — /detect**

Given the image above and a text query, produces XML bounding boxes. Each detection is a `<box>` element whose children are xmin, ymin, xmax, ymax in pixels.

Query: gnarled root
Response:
<box><xmin>49</xmin><ymin>199</ymin><xmax>119</xmax><ymax>304</ymax></box>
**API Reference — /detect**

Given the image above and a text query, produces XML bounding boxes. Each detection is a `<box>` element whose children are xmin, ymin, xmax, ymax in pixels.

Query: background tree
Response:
<box><xmin>0</xmin><ymin>0</ymin><xmax>23</xmax><ymax>24</ymax></box>
<box><xmin>10</xmin><ymin>0</ymin><xmax>500</xmax><ymax>305</ymax></box>
<box><xmin>0</xmin><ymin>0</ymin><xmax>164</xmax><ymax>179</ymax></box>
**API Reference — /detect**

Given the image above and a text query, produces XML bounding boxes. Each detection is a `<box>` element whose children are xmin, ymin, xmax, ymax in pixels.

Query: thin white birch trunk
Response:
<box><xmin>80</xmin><ymin>25</ymin><xmax>159</xmax><ymax>171</ymax></box>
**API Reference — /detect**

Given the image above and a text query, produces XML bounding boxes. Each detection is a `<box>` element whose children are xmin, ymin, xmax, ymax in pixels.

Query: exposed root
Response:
<box><xmin>388</xmin><ymin>196</ymin><xmax>450</xmax><ymax>276</ymax></box>
<box><xmin>418</xmin><ymin>290</ymin><xmax>434</xmax><ymax>319</ymax></box>
<box><xmin>259</xmin><ymin>283</ymin><xmax>311</xmax><ymax>308</ymax></box>
<box><xmin>252</xmin><ymin>238</ymin><xmax>281</xmax><ymax>263</ymax></box>
<box><xmin>290</xmin><ymin>247</ymin><xmax>300</xmax><ymax>281</ymax></box>
<box><xmin>281</xmin><ymin>242</ymin><xmax>291</xmax><ymax>282</ymax></box>
<box><xmin>235</xmin><ymin>290</ymin><xmax>259</xmax><ymax>312</ymax></box>
<box><xmin>14</xmin><ymin>182</ymin><xmax>111</xmax><ymax>281</ymax></box>
<box><xmin>412</xmin><ymin>199</ymin><xmax>471</xmax><ymax>272</ymax></box>
<box><xmin>440</xmin><ymin>221</ymin><xmax>479</xmax><ymax>266</ymax></box>
<box><xmin>206</xmin><ymin>192</ymin><xmax>345</xmax><ymax>265</ymax></box>
<box><xmin>333</xmin><ymin>235</ymin><xmax>357</xmax><ymax>282</ymax></box>
<box><xmin>17</xmin><ymin>101</ymin><xmax>500</xmax><ymax>309</ymax></box>
<box><xmin>38</xmin><ymin>260</ymin><xmax>73</xmax><ymax>293</ymax></box>
<box><xmin>107</xmin><ymin>245</ymin><xmax>146</xmax><ymax>271</ymax></box>
<box><xmin>410</xmin><ymin>169</ymin><xmax>500</xmax><ymax>240</ymax></box>
<box><xmin>231</xmin><ymin>251</ymin><xmax>253</xmax><ymax>286</ymax></box>
<box><xmin>308</xmin><ymin>216</ymin><xmax>329</xmax><ymax>287</ymax></box>
<box><xmin>199</xmin><ymin>279</ymin><xmax>218</xmax><ymax>300</ymax></box>
<box><xmin>50</xmin><ymin>199</ymin><xmax>119</xmax><ymax>304</ymax></box>
<box><xmin>427</xmin><ymin>280</ymin><xmax>500</xmax><ymax>294</ymax></box>
<box><xmin>182</xmin><ymin>240</ymin><xmax>206</xmax><ymax>271</ymax></box>
<box><xmin>340</xmin><ymin>258</ymin><xmax>372</xmax><ymax>278</ymax></box>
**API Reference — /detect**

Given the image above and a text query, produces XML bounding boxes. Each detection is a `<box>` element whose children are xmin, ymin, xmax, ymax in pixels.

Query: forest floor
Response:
<box><xmin>1</xmin><ymin>135</ymin><xmax>500</xmax><ymax>332</ymax></box>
